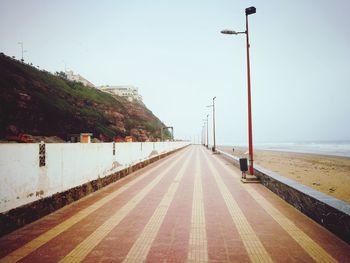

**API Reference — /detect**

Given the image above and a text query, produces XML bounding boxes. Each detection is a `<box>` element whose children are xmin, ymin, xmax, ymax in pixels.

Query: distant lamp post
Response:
<box><xmin>202</xmin><ymin>120</ymin><xmax>206</xmax><ymax>147</ymax></box>
<box><xmin>201</xmin><ymin>124</ymin><xmax>205</xmax><ymax>145</ymax></box>
<box><xmin>207</xmin><ymin>96</ymin><xmax>217</xmax><ymax>152</ymax></box>
<box><xmin>206</xmin><ymin>114</ymin><xmax>209</xmax><ymax>149</ymax></box>
<box><xmin>221</xmin><ymin>6</ymin><xmax>256</xmax><ymax>175</ymax></box>
<box><xmin>202</xmin><ymin>116</ymin><xmax>209</xmax><ymax>148</ymax></box>
<box><xmin>161</xmin><ymin>126</ymin><xmax>174</xmax><ymax>141</ymax></box>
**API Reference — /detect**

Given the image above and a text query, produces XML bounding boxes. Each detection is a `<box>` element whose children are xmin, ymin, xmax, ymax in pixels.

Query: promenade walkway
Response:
<box><xmin>0</xmin><ymin>145</ymin><xmax>349</xmax><ymax>262</ymax></box>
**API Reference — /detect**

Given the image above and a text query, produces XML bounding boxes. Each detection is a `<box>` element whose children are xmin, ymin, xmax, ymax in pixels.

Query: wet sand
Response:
<box><xmin>219</xmin><ymin>146</ymin><xmax>350</xmax><ymax>204</ymax></box>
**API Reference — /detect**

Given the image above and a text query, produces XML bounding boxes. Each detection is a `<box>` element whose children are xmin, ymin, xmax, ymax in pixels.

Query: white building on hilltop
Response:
<box><xmin>99</xmin><ymin>85</ymin><xmax>142</xmax><ymax>102</ymax></box>
<box><xmin>65</xmin><ymin>70</ymin><xmax>95</xmax><ymax>88</ymax></box>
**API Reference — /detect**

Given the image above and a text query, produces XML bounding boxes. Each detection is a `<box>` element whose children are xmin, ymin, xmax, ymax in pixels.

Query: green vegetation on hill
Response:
<box><xmin>0</xmin><ymin>53</ymin><xmax>170</xmax><ymax>141</ymax></box>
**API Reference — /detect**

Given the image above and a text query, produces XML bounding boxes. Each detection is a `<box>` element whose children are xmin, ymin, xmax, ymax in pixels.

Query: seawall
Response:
<box><xmin>0</xmin><ymin>141</ymin><xmax>189</xmax><ymax>236</ymax></box>
<box><xmin>216</xmin><ymin>148</ymin><xmax>350</xmax><ymax>244</ymax></box>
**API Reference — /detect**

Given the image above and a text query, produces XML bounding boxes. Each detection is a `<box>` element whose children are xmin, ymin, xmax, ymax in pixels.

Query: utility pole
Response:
<box><xmin>62</xmin><ymin>60</ymin><xmax>67</xmax><ymax>72</ymax></box>
<box><xmin>18</xmin><ymin>42</ymin><xmax>26</xmax><ymax>62</ymax></box>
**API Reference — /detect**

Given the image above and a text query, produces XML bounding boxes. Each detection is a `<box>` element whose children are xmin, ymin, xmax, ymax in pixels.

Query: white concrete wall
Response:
<box><xmin>0</xmin><ymin>141</ymin><xmax>189</xmax><ymax>213</ymax></box>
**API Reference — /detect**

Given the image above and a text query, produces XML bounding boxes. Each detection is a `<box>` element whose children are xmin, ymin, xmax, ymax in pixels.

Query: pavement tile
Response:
<box><xmin>1</xmin><ymin>146</ymin><xmax>349</xmax><ymax>263</ymax></box>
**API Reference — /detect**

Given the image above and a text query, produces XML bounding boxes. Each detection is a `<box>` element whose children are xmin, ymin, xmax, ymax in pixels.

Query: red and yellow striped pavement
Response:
<box><xmin>0</xmin><ymin>145</ymin><xmax>349</xmax><ymax>262</ymax></box>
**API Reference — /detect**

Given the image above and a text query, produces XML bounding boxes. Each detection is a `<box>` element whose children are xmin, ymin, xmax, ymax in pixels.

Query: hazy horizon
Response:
<box><xmin>1</xmin><ymin>0</ymin><xmax>349</xmax><ymax>145</ymax></box>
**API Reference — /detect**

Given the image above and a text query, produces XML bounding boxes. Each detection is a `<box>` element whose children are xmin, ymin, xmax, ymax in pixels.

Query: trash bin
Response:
<box><xmin>239</xmin><ymin>158</ymin><xmax>248</xmax><ymax>179</ymax></box>
<box><xmin>239</xmin><ymin>158</ymin><xmax>248</xmax><ymax>172</ymax></box>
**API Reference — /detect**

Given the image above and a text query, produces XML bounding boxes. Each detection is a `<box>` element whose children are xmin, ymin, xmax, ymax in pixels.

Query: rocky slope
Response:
<box><xmin>0</xmin><ymin>53</ymin><xmax>170</xmax><ymax>142</ymax></box>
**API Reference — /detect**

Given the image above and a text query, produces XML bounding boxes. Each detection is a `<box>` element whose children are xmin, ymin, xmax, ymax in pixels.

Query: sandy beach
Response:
<box><xmin>218</xmin><ymin>146</ymin><xmax>350</xmax><ymax>204</ymax></box>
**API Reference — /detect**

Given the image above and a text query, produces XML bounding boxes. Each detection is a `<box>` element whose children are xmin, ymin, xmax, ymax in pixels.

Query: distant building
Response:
<box><xmin>99</xmin><ymin>85</ymin><xmax>143</xmax><ymax>102</ymax></box>
<box><xmin>65</xmin><ymin>70</ymin><xmax>95</xmax><ymax>88</ymax></box>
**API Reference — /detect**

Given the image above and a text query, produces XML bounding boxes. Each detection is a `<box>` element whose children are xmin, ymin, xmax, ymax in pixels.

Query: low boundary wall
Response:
<box><xmin>0</xmin><ymin>141</ymin><xmax>189</xmax><ymax>236</ymax></box>
<box><xmin>216</xmin><ymin>148</ymin><xmax>350</xmax><ymax>244</ymax></box>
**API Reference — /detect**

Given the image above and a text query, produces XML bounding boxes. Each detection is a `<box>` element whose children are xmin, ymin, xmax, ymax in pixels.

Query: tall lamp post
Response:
<box><xmin>201</xmin><ymin>124</ymin><xmax>205</xmax><ymax>146</ymax></box>
<box><xmin>206</xmin><ymin>114</ymin><xmax>209</xmax><ymax>149</ymax></box>
<box><xmin>202</xmin><ymin>116</ymin><xmax>209</xmax><ymax>148</ymax></box>
<box><xmin>221</xmin><ymin>6</ymin><xmax>256</xmax><ymax>175</ymax></box>
<box><xmin>201</xmin><ymin>125</ymin><xmax>203</xmax><ymax>145</ymax></box>
<box><xmin>207</xmin><ymin>96</ymin><xmax>217</xmax><ymax>152</ymax></box>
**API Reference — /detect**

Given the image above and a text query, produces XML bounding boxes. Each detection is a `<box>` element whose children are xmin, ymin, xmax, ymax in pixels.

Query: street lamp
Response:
<box><xmin>161</xmin><ymin>126</ymin><xmax>174</xmax><ymax>141</ymax></box>
<box><xmin>202</xmin><ymin>116</ymin><xmax>209</xmax><ymax>148</ymax></box>
<box><xmin>206</xmin><ymin>114</ymin><xmax>209</xmax><ymax>149</ymax></box>
<box><xmin>221</xmin><ymin>6</ymin><xmax>256</xmax><ymax>175</ymax></box>
<box><xmin>207</xmin><ymin>96</ymin><xmax>217</xmax><ymax>152</ymax></box>
<box><xmin>201</xmin><ymin>124</ymin><xmax>205</xmax><ymax>146</ymax></box>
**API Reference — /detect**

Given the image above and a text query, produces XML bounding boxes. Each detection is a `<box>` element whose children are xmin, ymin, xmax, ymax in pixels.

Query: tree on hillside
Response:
<box><xmin>55</xmin><ymin>71</ymin><xmax>67</xmax><ymax>80</ymax></box>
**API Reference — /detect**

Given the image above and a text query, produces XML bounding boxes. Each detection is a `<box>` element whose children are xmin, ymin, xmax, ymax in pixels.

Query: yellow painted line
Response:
<box><xmin>244</xmin><ymin>187</ymin><xmax>338</xmax><ymax>263</ymax></box>
<box><xmin>123</xmin><ymin>150</ymin><xmax>193</xmax><ymax>262</ymax></box>
<box><xmin>211</xmin><ymin>152</ymin><xmax>338</xmax><ymax>263</ymax></box>
<box><xmin>59</xmin><ymin>149</ymin><xmax>192</xmax><ymax>263</ymax></box>
<box><xmin>187</xmin><ymin>150</ymin><xmax>208</xmax><ymax>263</ymax></box>
<box><xmin>201</xmin><ymin>148</ymin><xmax>273</xmax><ymax>263</ymax></box>
<box><xmin>0</xmin><ymin>148</ymin><xmax>189</xmax><ymax>263</ymax></box>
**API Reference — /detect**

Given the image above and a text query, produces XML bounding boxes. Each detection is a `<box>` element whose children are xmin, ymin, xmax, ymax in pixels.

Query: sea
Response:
<box><xmin>234</xmin><ymin>140</ymin><xmax>350</xmax><ymax>158</ymax></box>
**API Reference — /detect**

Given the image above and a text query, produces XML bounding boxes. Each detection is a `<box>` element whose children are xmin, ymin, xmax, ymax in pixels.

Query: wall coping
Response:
<box><xmin>0</xmin><ymin>145</ymin><xmax>189</xmax><ymax>237</ymax></box>
<box><xmin>253</xmin><ymin>164</ymin><xmax>350</xmax><ymax>215</ymax></box>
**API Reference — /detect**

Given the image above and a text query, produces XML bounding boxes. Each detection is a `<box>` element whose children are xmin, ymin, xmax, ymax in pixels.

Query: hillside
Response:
<box><xmin>0</xmin><ymin>53</ymin><xmax>170</xmax><ymax>142</ymax></box>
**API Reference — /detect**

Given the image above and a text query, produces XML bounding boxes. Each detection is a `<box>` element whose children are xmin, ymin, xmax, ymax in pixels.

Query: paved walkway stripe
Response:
<box><xmin>59</xmin><ymin>148</ymin><xmax>192</xmax><ymax>263</ymax></box>
<box><xmin>123</xmin><ymin>150</ymin><xmax>194</xmax><ymax>262</ymax></box>
<box><xmin>212</xmin><ymin>153</ymin><xmax>338</xmax><ymax>263</ymax></box>
<box><xmin>244</xmin><ymin>187</ymin><xmax>338</xmax><ymax>263</ymax></box>
<box><xmin>201</xmin><ymin>149</ymin><xmax>273</xmax><ymax>263</ymax></box>
<box><xmin>0</xmin><ymin>148</ymin><xmax>189</xmax><ymax>263</ymax></box>
<box><xmin>187</xmin><ymin>150</ymin><xmax>209</xmax><ymax>263</ymax></box>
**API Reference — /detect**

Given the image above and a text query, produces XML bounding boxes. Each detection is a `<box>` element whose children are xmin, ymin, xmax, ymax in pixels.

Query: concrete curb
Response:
<box><xmin>216</xmin><ymin>148</ymin><xmax>350</xmax><ymax>244</ymax></box>
<box><xmin>0</xmin><ymin>146</ymin><xmax>188</xmax><ymax>237</ymax></box>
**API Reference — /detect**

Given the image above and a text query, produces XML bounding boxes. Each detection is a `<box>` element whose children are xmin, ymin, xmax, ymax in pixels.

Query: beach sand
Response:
<box><xmin>219</xmin><ymin>146</ymin><xmax>350</xmax><ymax>204</ymax></box>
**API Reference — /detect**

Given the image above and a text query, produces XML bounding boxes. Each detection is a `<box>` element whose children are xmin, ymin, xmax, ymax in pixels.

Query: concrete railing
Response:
<box><xmin>0</xmin><ymin>141</ymin><xmax>189</xmax><ymax>214</ymax></box>
<box><xmin>216</xmin><ymin>148</ymin><xmax>350</xmax><ymax>244</ymax></box>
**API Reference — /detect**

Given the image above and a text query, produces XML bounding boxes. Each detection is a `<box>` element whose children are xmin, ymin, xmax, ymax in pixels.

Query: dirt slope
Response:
<box><xmin>0</xmin><ymin>53</ymin><xmax>170</xmax><ymax>141</ymax></box>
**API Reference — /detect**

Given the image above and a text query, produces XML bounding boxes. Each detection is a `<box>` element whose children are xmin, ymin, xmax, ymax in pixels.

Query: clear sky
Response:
<box><xmin>1</xmin><ymin>0</ymin><xmax>349</xmax><ymax>145</ymax></box>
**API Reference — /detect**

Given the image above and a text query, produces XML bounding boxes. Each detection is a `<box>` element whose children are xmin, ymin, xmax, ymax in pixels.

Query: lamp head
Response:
<box><xmin>245</xmin><ymin>6</ymin><xmax>256</xmax><ymax>16</ymax></box>
<box><xmin>221</xmin><ymin>29</ymin><xmax>237</xmax><ymax>35</ymax></box>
